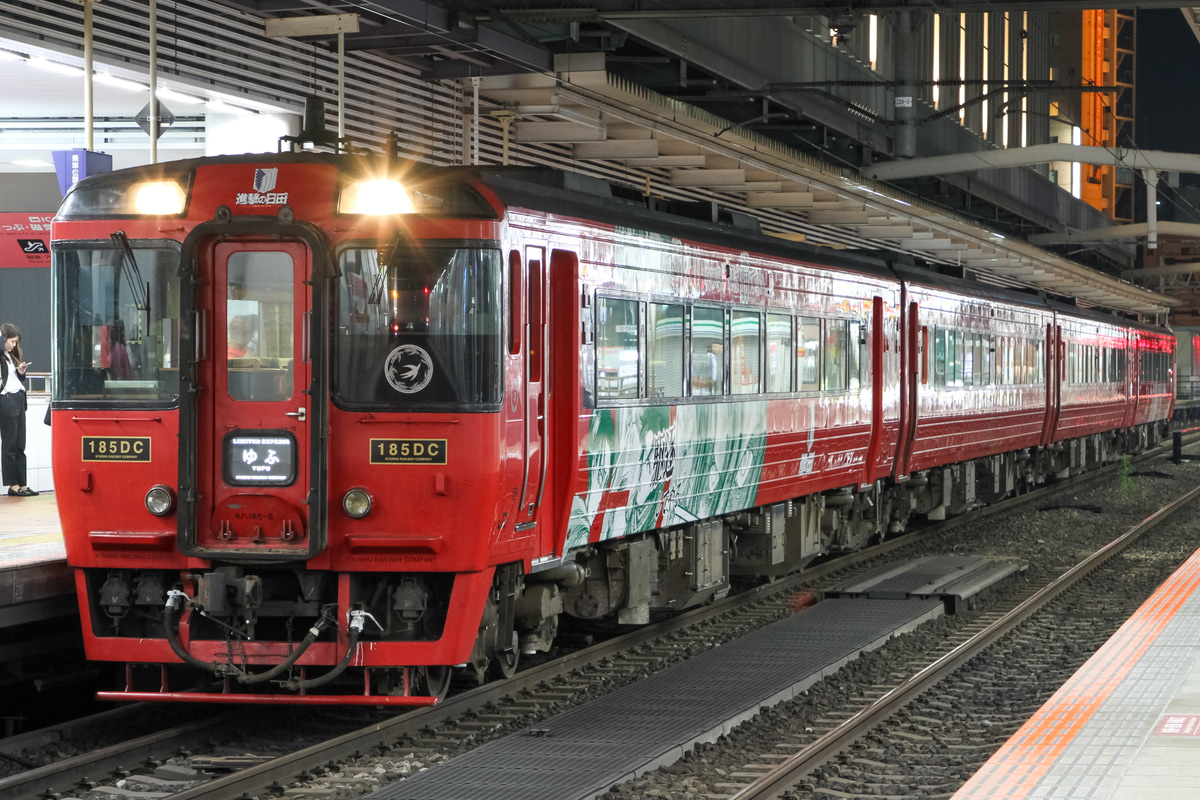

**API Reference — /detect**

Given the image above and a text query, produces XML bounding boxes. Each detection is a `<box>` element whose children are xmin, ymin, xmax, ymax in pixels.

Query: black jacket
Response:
<box><xmin>0</xmin><ymin>355</ymin><xmax>27</xmax><ymax>417</ymax></box>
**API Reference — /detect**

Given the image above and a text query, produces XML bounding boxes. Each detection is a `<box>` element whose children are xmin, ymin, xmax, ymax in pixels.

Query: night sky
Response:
<box><xmin>1136</xmin><ymin>9</ymin><xmax>1200</xmax><ymax>154</ymax></box>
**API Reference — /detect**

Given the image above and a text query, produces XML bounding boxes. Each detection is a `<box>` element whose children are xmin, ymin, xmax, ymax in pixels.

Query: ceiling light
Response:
<box><xmin>205</xmin><ymin>101</ymin><xmax>254</xmax><ymax>115</ymax></box>
<box><xmin>158</xmin><ymin>88</ymin><xmax>205</xmax><ymax>105</ymax></box>
<box><xmin>10</xmin><ymin>159</ymin><xmax>53</xmax><ymax>168</ymax></box>
<box><xmin>94</xmin><ymin>72</ymin><xmax>147</xmax><ymax>92</ymax></box>
<box><xmin>30</xmin><ymin>57</ymin><xmax>84</xmax><ymax>76</ymax></box>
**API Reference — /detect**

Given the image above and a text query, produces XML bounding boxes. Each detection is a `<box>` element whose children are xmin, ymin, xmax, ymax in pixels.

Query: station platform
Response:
<box><xmin>0</xmin><ymin>491</ymin><xmax>72</xmax><ymax>629</ymax></box>
<box><xmin>366</xmin><ymin>554</ymin><xmax>1020</xmax><ymax>800</ymax></box>
<box><xmin>953</xmin><ymin>544</ymin><xmax>1200</xmax><ymax>800</ymax></box>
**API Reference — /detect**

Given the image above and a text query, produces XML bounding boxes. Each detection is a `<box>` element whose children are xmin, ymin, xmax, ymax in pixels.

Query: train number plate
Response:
<box><xmin>370</xmin><ymin>438</ymin><xmax>447</xmax><ymax>465</ymax></box>
<box><xmin>81</xmin><ymin>436</ymin><xmax>151</xmax><ymax>462</ymax></box>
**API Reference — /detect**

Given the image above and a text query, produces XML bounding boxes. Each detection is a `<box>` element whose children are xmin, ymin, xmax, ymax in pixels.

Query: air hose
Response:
<box><xmin>280</xmin><ymin>610</ymin><xmax>367</xmax><ymax>692</ymax></box>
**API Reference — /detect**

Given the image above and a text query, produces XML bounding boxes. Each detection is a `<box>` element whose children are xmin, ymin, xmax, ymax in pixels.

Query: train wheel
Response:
<box><xmin>419</xmin><ymin>665</ymin><xmax>452</xmax><ymax>701</ymax></box>
<box><xmin>489</xmin><ymin>633</ymin><xmax>520</xmax><ymax>680</ymax></box>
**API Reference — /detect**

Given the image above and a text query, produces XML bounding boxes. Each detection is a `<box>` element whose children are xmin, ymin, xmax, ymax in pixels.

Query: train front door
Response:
<box><xmin>191</xmin><ymin>240</ymin><xmax>315</xmax><ymax>556</ymax></box>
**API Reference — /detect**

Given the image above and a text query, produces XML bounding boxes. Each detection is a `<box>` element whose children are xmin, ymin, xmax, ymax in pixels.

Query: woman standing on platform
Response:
<box><xmin>0</xmin><ymin>323</ymin><xmax>36</xmax><ymax>497</ymax></box>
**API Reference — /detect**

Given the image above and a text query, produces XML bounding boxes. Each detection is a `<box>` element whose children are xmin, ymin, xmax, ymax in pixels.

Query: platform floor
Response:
<box><xmin>0</xmin><ymin>491</ymin><xmax>72</xmax><ymax>628</ymax></box>
<box><xmin>953</xmin><ymin>544</ymin><xmax>1200</xmax><ymax>800</ymax></box>
<box><xmin>367</xmin><ymin>594</ymin><xmax>946</xmax><ymax>800</ymax></box>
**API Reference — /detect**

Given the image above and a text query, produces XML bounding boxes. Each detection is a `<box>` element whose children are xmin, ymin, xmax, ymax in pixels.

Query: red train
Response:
<box><xmin>49</xmin><ymin>150</ymin><xmax>1174</xmax><ymax>704</ymax></box>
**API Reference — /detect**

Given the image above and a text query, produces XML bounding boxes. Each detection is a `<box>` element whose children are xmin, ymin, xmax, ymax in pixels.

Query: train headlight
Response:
<box><xmin>145</xmin><ymin>485</ymin><xmax>176</xmax><ymax>516</ymax></box>
<box><xmin>132</xmin><ymin>181</ymin><xmax>187</xmax><ymax>215</ymax></box>
<box><xmin>343</xmin><ymin>488</ymin><xmax>373</xmax><ymax>518</ymax></box>
<box><xmin>339</xmin><ymin>179</ymin><xmax>414</xmax><ymax>215</ymax></box>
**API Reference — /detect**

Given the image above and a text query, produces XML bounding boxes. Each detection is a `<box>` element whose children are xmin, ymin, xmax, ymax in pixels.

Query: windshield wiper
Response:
<box><xmin>110</xmin><ymin>231</ymin><xmax>149</xmax><ymax>312</ymax></box>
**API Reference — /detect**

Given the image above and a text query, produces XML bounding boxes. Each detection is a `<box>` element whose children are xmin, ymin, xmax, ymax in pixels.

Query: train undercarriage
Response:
<box><xmin>88</xmin><ymin>421</ymin><xmax>1166</xmax><ymax>701</ymax></box>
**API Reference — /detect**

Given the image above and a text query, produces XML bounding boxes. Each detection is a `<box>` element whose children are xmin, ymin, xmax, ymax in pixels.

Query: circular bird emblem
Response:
<box><xmin>384</xmin><ymin>344</ymin><xmax>434</xmax><ymax>394</ymax></box>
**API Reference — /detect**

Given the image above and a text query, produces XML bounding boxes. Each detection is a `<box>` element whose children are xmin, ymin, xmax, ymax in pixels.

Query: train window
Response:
<box><xmin>979</xmin><ymin>335</ymin><xmax>989</xmax><ymax>385</ymax></box>
<box><xmin>226</xmin><ymin>251</ymin><xmax>293</xmax><ymax>402</ymax></box>
<box><xmin>52</xmin><ymin>241</ymin><xmax>181</xmax><ymax>404</ymax></box>
<box><xmin>597</xmin><ymin>297</ymin><xmax>639</xmax><ymax>401</ymax></box>
<box><xmin>963</xmin><ymin>332</ymin><xmax>976</xmax><ymax>386</ymax></box>
<box><xmin>691</xmin><ymin>307</ymin><xmax>724</xmax><ymax>396</ymax></box>
<box><xmin>945</xmin><ymin>330</ymin><xmax>964</xmax><ymax>387</ymax></box>
<box><xmin>823</xmin><ymin>319</ymin><xmax>848</xmax><ymax>392</ymax></box>
<box><xmin>993</xmin><ymin>335</ymin><xmax>1003</xmax><ymax>386</ymax></box>
<box><xmin>847</xmin><ymin>320</ymin><xmax>862</xmax><ymax>393</ymax></box>
<box><xmin>920</xmin><ymin>326</ymin><xmax>929</xmax><ymax>385</ymax></box>
<box><xmin>731</xmin><ymin>311</ymin><xmax>761</xmax><ymax>395</ymax></box>
<box><xmin>766</xmin><ymin>314</ymin><xmax>792</xmax><ymax>393</ymax></box>
<box><xmin>798</xmin><ymin>318</ymin><xmax>820</xmax><ymax>392</ymax></box>
<box><xmin>333</xmin><ymin>245</ymin><xmax>503</xmax><ymax>410</ymax></box>
<box><xmin>647</xmin><ymin>303</ymin><xmax>684</xmax><ymax>398</ymax></box>
<box><xmin>508</xmin><ymin>251</ymin><xmax>521</xmax><ymax>356</ymax></box>
<box><xmin>932</xmin><ymin>328</ymin><xmax>947</xmax><ymax>387</ymax></box>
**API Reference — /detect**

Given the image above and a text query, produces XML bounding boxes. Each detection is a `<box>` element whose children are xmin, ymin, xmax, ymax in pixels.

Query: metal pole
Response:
<box><xmin>83</xmin><ymin>0</ymin><xmax>94</xmax><ymax>151</ymax></box>
<box><xmin>893</xmin><ymin>10</ymin><xmax>919</xmax><ymax>159</ymax></box>
<box><xmin>149</xmin><ymin>0</ymin><xmax>158</xmax><ymax>163</ymax></box>
<box><xmin>337</xmin><ymin>30</ymin><xmax>345</xmax><ymax>143</ymax></box>
<box><xmin>1144</xmin><ymin>167</ymin><xmax>1159</xmax><ymax>252</ymax></box>
<box><xmin>471</xmin><ymin>76</ymin><xmax>480</xmax><ymax>166</ymax></box>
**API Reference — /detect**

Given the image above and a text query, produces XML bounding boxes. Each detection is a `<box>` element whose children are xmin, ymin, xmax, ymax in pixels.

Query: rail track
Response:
<box><xmin>733</xmin><ymin>488</ymin><xmax>1200</xmax><ymax>798</ymax></box>
<box><xmin>2</xmin><ymin>440</ymin><xmax>1196</xmax><ymax>800</ymax></box>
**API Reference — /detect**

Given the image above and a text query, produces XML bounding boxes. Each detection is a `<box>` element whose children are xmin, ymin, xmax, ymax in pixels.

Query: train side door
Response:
<box><xmin>894</xmin><ymin>298</ymin><xmax>919</xmax><ymax>480</ymax></box>
<box><xmin>521</xmin><ymin>246</ymin><xmax>547</xmax><ymax>524</ymax></box>
<box><xmin>863</xmin><ymin>297</ymin><xmax>886</xmax><ymax>484</ymax></box>
<box><xmin>1041</xmin><ymin>323</ymin><xmax>1061</xmax><ymax>444</ymax></box>
<box><xmin>192</xmin><ymin>240</ymin><xmax>314</xmax><ymax>555</ymax></box>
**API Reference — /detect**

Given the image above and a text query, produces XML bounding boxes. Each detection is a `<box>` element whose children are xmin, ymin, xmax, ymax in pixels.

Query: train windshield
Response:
<box><xmin>333</xmin><ymin>244</ymin><xmax>502</xmax><ymax>410</ymax></box>
<box><xmin>52</xmin><ymin>240</ymin><xmax>181</xmax><ymax>404</ymax></box>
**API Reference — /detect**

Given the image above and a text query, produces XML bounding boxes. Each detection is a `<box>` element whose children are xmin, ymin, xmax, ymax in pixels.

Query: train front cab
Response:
<box><xmin>50</xmin><ymin>159</ymin><xmax>549</xmax><ymax>703</ymax></box>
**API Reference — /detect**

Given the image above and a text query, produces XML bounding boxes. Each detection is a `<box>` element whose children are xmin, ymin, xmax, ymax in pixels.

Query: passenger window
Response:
<box><xmin>963</xmin><ymin>332</ymin><xmax>976</xmax><ymax>386</ymax></box>
<box><xmin>799</xmin><ymin>317</ymin><xmax>820</xmax><ymax>391</ymax></box>
<box><xmin>766</xmin><ymin>314</ymin><xmax>792</xmax><ymax>393</ymax></box>
<box><xmin>947</xmin><ymin>330</ymin><xmax>963</xmax><ymax>387</ymax></box>
<box><xmin>933</xmin><ymin>328</ymin><xmax>947</xmax><ymax>387</ymax></box>
<box><xmin>691</xmin><ymin>307</ymin><xmax>724</xmax><ymax>396</ymax></box>
<box><xmin>977</xmin><ymin>334</ymin><xmax>989</xmax><ymax>385</ymax></box>
<box><xmin>731</xmin><ymin>310</ymin><xmax>761</xmax><ymax>395</ymax></box>
<box><xmin>647</xmin><ymin>303</ymin><xmax>684</xmax><ymax>398</ymax></box>
<box><xmin>596</xmin><ymin>297</ymin><xmax>639</xmax><ymax>401</ymax></box>
<box><xmin>847</xmin><ymin>320</ymin><xmax>862</xmax><ymax>393</ymax></box>
<box><xmin>824</xmin><ymin>319</ymin><xmax>848</xmax><ymax>392</ymax></box>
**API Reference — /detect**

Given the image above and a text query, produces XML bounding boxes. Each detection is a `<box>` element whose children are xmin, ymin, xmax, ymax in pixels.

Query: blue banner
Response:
<box><xmin>51</xmin><ymin>149</ymin><xmax>113</xmax><ymax>196</ymax></box>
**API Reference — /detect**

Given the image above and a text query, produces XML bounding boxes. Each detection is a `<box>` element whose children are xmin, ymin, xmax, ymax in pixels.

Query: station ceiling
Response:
<box><xmin>0</xmin><ymin>0</ymin><xmax>1182</xmax><ymax>317</ymax></box>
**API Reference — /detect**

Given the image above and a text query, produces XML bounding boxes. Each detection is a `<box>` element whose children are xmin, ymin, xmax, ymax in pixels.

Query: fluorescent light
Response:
<box><xmin>205</xmin><ymin>100</ymin><xmax>254</xmax><ymax>115</ymax></box>
<box><xmin>158</xmin><ymin>88</ymin><xmax>205</xmax><ymax>105</ymax></box>
<box><xmin>94</xmin><ymin>72</ymin><xmax>147</xmax><ymax>92</ymax></box>
<box><xmin>10</xmin><ymin>159</ymin><xmax>53</xmax><ymax>168</ymax></box>
<box><xmin>30</xmin><ymin>57</ymin><xmax>83</xmax><ymax>76</ymax></box>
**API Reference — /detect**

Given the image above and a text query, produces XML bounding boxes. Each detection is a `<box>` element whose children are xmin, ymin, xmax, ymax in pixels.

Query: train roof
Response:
<box><xmin>58</xmin><ymin>154</ymin><xmax>1174</xmax><ymax>335</ymax></box>
<box><xmin>474</xmin><ymin>167</ymin><xmax>901</xmax><ymax>283</ymax></box>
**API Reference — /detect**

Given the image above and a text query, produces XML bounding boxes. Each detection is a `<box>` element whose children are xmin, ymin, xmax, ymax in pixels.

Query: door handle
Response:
<box><xmin>285</xmin><ymin>407</ymin><xmax>307</xmax><ymax>422</ymax></box>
